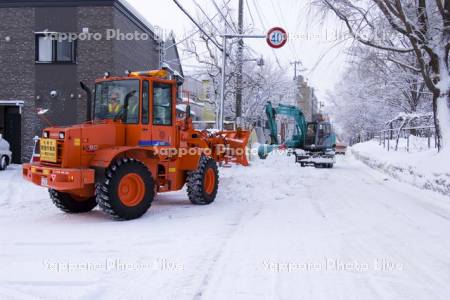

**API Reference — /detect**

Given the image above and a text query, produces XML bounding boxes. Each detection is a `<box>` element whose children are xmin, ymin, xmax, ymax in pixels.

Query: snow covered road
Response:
<box><xmin>1</xmin><ymin>153</ymin><xmax>450</xmax><ymax>300</ymax></box>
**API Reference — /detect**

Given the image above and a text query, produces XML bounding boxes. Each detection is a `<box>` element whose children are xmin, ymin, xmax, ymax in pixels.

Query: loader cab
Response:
<box><xmin>93</xmin><ymin>70</ymin><xmax>178</xmax><ymax>147</ymax></box>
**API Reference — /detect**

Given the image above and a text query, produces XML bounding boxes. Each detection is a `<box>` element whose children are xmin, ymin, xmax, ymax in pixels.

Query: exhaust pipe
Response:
<box><xmin>80</xmin><ymin>81</ymin><xmax>92</xmax><ymax>122</ymax></box>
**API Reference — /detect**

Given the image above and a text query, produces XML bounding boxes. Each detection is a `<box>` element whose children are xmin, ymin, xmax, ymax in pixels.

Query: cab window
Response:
<box><xmin>94</xmin><ymin>79</ymin><xmax>140</xmax><ymax>124</ymax></box>
<box><xmin>306</xmin><ymin>123</ymin><xmax>316</xmax><ymax>144</ymax></box>
<box><xmin>319</xmin><ymin>124</ymin><xmax>330</xmax><ymax>138</ymax></box>
<box><xmin>153</xmin><ymin>83</ymin><xmax>172</xmax><ymax>126</ymax></box>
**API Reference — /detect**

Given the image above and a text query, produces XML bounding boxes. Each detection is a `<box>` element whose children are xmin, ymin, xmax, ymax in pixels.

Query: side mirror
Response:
<box><xmin>185</xmin><ymin>104</ymin><xmax>191</xmax><ymax>119</ymax></box>
<box><xmin>80</xmin><ymin>81</ymin><xmax>92</xmax><ymax>121</ymax></box>
<box><xmin>174</xmin><ymin>74</ymin><xmax>184</xmax><ymax>86</ymax></box>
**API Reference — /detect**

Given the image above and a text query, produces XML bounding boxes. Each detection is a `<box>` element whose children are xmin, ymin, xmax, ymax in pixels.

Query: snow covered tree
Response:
<box><xmin>327</xmin><ymin>42</ymin><xmax>431</xmax><ymax>141</ymax></box>
<box><xmin>351</xmin><ymin>46</ymin><xmax>431</xmax><ymax>114</ymax></box>
<box><xmin>317</xmin><ymin>0</ymin><xmax>450</xmax><ymax>151</ymax></box>
<box><xmin>327</xmin><ymin>61</ymin><xmax>398</xmax><ymax>140</ymax></box>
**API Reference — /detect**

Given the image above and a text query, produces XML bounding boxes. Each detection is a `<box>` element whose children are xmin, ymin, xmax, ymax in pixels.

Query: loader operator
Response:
<box><xmin>107</xmin><ymin>88</ymin><xmax>139</xmax><ymax>123</ymax></box>
<box><xmin>108</xmin><ymin>90</ymin><xmax>122</xmax><ymax>114</ymax></box>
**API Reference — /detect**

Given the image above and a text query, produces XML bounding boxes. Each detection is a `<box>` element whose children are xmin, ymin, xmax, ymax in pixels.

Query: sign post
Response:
<box><xmin>218</xmin><ymin>27</ymin><xmax>288</xmax><ymax>130</ymax></box>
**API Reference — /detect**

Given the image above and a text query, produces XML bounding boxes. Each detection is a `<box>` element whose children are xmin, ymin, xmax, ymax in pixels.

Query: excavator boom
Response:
<box><xmin>258</xmin><ymin>101</ymin><xmax>307</xmax><ymax>159</ymax></box>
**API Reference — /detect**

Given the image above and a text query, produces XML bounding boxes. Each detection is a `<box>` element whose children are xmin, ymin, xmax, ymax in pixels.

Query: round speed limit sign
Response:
<box><xmin>267</xmin><ymin>27</ymin><xmax>288</xmax><ymax>49</ymax></box>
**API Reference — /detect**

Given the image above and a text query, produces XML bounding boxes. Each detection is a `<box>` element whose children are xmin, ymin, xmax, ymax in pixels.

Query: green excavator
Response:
<box><xmin>258</xmin><ymin>101</ymin><xmax>337</xmax><ymax>168</ymax></box>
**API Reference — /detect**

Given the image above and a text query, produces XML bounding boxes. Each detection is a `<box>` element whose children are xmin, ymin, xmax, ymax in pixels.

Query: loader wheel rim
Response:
<box><xmin>118</xmin><ymin>173</ymin><xmax>145</xmax><ymax>207</ymax></box>
<box><xmin>204</xmin><ymin>168</ymin><xmax>216</xmax><ymax>195</ymax></box>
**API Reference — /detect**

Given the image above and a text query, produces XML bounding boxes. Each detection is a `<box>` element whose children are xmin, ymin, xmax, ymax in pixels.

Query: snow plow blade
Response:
<box><xmin>208</xmin><ymin>129</ymin><xmax>251</xmax><ymax>166</ymax></box>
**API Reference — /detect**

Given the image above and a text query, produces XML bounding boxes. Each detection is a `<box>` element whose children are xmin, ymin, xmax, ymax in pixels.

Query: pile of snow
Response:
<box><xmin>0</xmin><ymin>165</ymin><xmax>48</xmax><ymax>210</ymax></box>
<box><xmin>352</xmin><ymin>138</ymin><xmax>450</xmax><ymax>196</ymax></box>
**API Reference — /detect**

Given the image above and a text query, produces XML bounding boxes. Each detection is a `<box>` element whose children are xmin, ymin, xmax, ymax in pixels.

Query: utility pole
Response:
<box><xmin>235</xmin><ymin>0</ymin><xmax>244</xmax><ymax>122</ymax></box>
<box><xmin>158</xmin><ymin>38</ymin><xmax>165</xmax><ymax>69</ymax></box>
<box><xmin>290</xmin><ymin>60</ymin><xmax>302</xmax><ymax>80</ymax></box>
<box><xmin>219</xmin><ymin>33</ymin><xmax>266</xmax><ymax>130</ymax></box>
<box><xmin>219</xmin><ymin>36</ymin><xmax>227</xmax><ymax>132</ymax></box>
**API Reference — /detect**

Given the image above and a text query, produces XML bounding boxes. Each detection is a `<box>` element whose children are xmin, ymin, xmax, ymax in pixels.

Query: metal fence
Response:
<box><xmin>350</xmin><ymin>126</ymin><xmax>437</xmax><ymax>152</ymax></box>
<box><xmin>349</xmin><ymin>132</ymin><xmax>376</xmax><ymax>146</ymax></box>
<box><xmin>378</xmin><ymin>125</ymin><xmax>437</xmax><ymax>152</ymax></box>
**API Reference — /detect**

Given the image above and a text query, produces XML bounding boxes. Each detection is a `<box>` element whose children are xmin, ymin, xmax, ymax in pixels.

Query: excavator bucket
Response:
<box><xmin>210</xmin><ymin>130</ymin><xmax>251</xmax><ymax>166</ymax></box>
<box><xmin>257</xmin><ymin>144</ymin><xmax>279</xmax><ymax>159</ymax></box>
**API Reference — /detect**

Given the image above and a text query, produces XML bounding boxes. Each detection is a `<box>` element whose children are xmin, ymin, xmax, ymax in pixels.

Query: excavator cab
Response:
<box><xmin>305</xmin><ymin>123</ymin><xmax>317</xmax><ymax>146</ymax></box>
<box><xmin>295</xmin><ymin>121</ymin><xmax>336</xmax><ymax>168</ymax></box>
<box><xmin>304</xmin><ymin>121</ymin><xmax>336</xmax><ymax>151</ymax></box>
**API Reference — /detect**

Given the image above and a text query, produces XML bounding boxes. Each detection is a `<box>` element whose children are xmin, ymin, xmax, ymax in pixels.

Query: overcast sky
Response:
<box><xmin>127</xmin><ymin>0</ymin><xmax>350</xmax><ymax>102</ymax></box>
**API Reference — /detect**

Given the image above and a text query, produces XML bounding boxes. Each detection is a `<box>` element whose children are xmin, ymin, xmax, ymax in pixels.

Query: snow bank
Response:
<box><xmin>0</xmin><ymin>164</ymin><xmax>49</xmax><ymax>210</ymax></box>
<box><xmin>351</xmin><ymin>139</ymin><xmax>450</xmax><ymax>197</ymax></box>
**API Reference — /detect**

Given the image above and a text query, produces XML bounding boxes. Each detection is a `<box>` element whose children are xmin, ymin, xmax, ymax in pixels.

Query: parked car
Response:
<box><xmin>0</xmin><ymin>135</ymin><xmax>12</xmax><ymax>170</ymax></box>
<box><xmin>335</xmin><ymin>140</ymin><xmax>347</xmax><ymax>155</ymax></box>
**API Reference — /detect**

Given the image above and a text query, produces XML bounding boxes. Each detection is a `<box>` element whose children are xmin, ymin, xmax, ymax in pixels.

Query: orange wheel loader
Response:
<box><xmin>23</xmin><ymin>69</ymin><xmax>250</xmax><ymax>220</ymax></box>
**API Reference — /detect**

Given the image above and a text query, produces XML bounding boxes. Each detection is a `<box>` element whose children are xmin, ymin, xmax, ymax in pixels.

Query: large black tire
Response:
<box><xmin>97</xmin><ymin>158</ymin><xmax>154</xmax><ymax>220</ymax></box>
<box><xmin>187</xmin><ymin>156</ymin><xmax>219</xmax><ymax>205</ymax></box>
<box><xmin>49</xmin><ymin>189</ymin><xmax>97</xmax><ymax>213</ymax></box>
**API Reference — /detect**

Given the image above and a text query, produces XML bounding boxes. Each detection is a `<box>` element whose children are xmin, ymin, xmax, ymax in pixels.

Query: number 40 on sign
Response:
<box><xmin>266</xmin><ymin>27</ymin><xmax>288</xmax><ymax>49</ymax></box>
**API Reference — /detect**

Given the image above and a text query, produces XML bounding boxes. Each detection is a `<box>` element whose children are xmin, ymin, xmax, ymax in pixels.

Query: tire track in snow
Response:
<box><xmin>191</xmin><ymin>201</ymin><xmax>264</xmax><ymax>300</ymax></box>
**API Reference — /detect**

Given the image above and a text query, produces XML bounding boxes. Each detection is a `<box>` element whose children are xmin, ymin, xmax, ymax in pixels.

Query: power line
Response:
<box><xmin>210</xmin><ymin>0</ymin><xmax>238</xmax><ymax>33</ymax></box>
<box><xmin>249</xmin><ymin>0</ymin><xmax>266</xmax><ymax>32</ymax></box>
<box><xmin>192</xmin><ymin>0</ymin><xmax>221</xmax><ymax>33</ymax></box>
<box><xmin>250</xmin><ymin>0</ymin><xmax>284</xmax><ymax>70</ymax></box>
<box><xmin>169</xmin><ymin>0</ymin><xmax>234</xmax><ymax>51</ymax></box>
<box><xmin>245</xmin><ymin>0</ymin><xmax>255</xmax><ymax>26</ymax></box>
<box><xmin>269</xmin><ymin>0</ymin><xmax>299</xmax><ymax>61</ymax></box>
<box><xmin>172</xmin><ymin>0</ymin><xmax>223</xmax><ymax>51</ymax></box>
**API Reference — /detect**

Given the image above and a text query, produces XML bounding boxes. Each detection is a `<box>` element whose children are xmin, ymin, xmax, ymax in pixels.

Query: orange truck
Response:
<box><xmin>23</xmin><ymin>69</ymin><xmax>249</xmax><ymax>220</ymax></box>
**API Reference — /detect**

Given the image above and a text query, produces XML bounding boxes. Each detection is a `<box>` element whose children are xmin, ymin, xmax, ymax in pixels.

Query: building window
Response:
<box><xmin>37</xmin><ymin>36</ymin><xmax>52</xmax><ymax>62</ymax></box>
<box><xmin>35</xmin><ymin>34</ymin><xmax>76</xmax><ymax>63</ymax></box>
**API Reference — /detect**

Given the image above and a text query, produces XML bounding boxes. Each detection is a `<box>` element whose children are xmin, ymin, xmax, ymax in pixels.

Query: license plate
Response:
<box><xmin>41</xmin><ymin>177</ymin><xmax>48</xmax><ymax>187</ymax></box>
<box><xmin>40</xmin><ymin>138</ymin><xmax>57</xmax><ymax>163</ymax></box>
